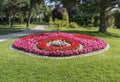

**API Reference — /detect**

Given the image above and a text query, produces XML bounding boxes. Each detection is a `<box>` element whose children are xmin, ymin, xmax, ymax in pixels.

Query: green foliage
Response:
<box><xmin>62</xmin><ymin>9</ymin><xmax>69</xmax><ymax>27</ymax></box>
<box><xmin>0</xmin><ymin>0</ymin><xmax>29</xmax><ymax>27</ymax></box>
<box><xmin>93</xmin><ymin>15</ymin><xmax>100</xmax><ymax>27</ymax></box>
<box><xmin>44</xmin><ymin>7</ymin><xmax>52</xmax><ymax>22</ymax></box>
<box><xmin>61</xmin><ymin>0</ymin><xmax>78</xmax><ymax>7</ymax></box>
<box><xmin>0</xmin><ymin>0</ymin><xmax>44</xmax><ymax>28</ymax></box>
<box><xmin>49</xmin><ymin>8</ymin><xmax>69</xmax><ymax>32</ymax></box>
<box><xmin>54</xmin><ymin>19</ymin><xmax>62</xmax><ymax>26</ymax></box>
<box><xmin>54</xmin><ymin>18</ymin><xmax>62</xmax><ymax>32</ymax></box>
<box><xmin>69</xmin><ymin>22</ymin><xmax>79</xmax><ymax>28</ymax></box>
<box><xmin>113</xmin><ymin>10</ymin><xmax>120</xmax><ymax>28</ymax></box>
<box><xmin>72</xmin><ymin>13</ymin><xmax>94</xmax><ymax>27</ymax></box>
<box><xmin>49</xmin><ymin>17</ymin><xmax>54</xmax><ymax>25</ymax></box>
<box><xmin>107</xmin><ymin>15</ymin><xmax>115</xmax><ymax>27</ymax></box>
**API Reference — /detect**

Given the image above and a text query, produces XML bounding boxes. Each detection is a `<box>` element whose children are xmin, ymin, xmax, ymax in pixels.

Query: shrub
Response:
<box><xmin>49</xmin><ymin>17</ymin><xmax>54</xmax><ymax>25</ymax></box>
<box><xmin>93</xmin><ymin>15</ymin><xmax>100</xmax><ymax>27</ymax></box>
<box><xmin>62</xmin><ymin>9</ymin><xmax>69</xmax><ymax>27</ymax></box>
<box><xmin>107</xmin><ymin>15</ymin><xmax>115</xmax><ymax>27</ymax></box>
<box><xmin>69</xmin><ymin>22</ymin><xmax>79</xmax><ymax>28</ymax></box>
<box><xmin>49</xmin><ymin>8</ymin><xmax>69</xmax><ymax>32</ymax></box>
<box><xmin>113</xmin><ymin>10</ymin><xmax>120</xmax><ymax>28</ymax></box>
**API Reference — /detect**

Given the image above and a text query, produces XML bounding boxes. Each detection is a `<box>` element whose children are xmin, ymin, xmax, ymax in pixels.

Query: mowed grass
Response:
<box><xmin>0</xmin><ymin>27</ymin><xmax>120</xmax><ymax>82</ymax></box>
<box><xmin>0</xmin><ymin>23</ymin><xmax>37</xmax><ymax>35</ymax></box>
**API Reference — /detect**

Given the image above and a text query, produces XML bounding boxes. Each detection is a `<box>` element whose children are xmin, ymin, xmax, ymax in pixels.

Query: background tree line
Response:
<box><xmin>0</xmin><ymin>0</ymin><xmax>120</xmax><ymax>33</ymax></box>
<box><xmin>50</xmin><ymin>0</ymin><xmax>120</xmax><ymax>32</ymax></box>
<box><xmin>0</xmin><ymin>0</ymin><xmax>46</xmax><ymax>28</ymax></box>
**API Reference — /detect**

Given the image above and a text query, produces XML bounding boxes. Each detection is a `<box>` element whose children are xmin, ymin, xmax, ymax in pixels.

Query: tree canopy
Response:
<box><xmin>0</xmin><ymin>0</ymin><xmax>120</xmax><ymax>32</ymax></box>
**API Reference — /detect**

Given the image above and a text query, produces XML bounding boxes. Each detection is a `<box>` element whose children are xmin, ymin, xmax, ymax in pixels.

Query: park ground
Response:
<box><xmin>0</xmin><ymin>24</ymin><xmax>120</xmax><ymax>82</ymax></box>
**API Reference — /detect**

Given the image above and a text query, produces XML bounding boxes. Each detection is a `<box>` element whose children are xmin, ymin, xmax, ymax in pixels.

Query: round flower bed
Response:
<box><xmin>12</xmin><ymin>32</ymin><xmax>108</xmax><ymax>57</ymax></box>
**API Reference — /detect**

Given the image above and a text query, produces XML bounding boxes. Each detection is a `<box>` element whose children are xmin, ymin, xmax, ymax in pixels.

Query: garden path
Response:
<box><xmin>0</xmin><ymin>25</ymin><xmax>47</xmax><ymax>42</ymax></box>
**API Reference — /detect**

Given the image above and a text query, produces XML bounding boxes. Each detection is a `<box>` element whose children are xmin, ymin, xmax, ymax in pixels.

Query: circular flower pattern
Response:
<box><xmin>37</xmin><ymin>35</ymin><xmax>80</xmax><ymax>51</ymax></box>
<box><xmin>13</xmin><ymin>32</ymin><xmax>107</xmax><ymax>57</ymax></box>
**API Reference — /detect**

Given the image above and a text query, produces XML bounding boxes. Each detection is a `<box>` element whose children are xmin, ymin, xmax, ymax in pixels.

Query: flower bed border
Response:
<box><xmin>9</xmin><ymin>44</ymin><xmax>110</xmax><ymax>59</ymax></box>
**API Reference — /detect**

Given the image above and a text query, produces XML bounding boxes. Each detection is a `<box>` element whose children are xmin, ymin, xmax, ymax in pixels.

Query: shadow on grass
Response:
<box><xmin>0</xmin><ymin>28</ymin><xmax>48</xmax><ymax>41</ymax></box>
<box><xmin>62</xmin><ymin>30</ymin><xmax>120</xmax><ymax>38</ymax></box>
<box><xmin>32</xmin><ymin>22</ymin><xmax>49</xmax><ymax>25</ymax></box>
<box><xmin>0</xmin><ymin>28</ymin><xmax>24</xmax><ymax>35</ymax></box>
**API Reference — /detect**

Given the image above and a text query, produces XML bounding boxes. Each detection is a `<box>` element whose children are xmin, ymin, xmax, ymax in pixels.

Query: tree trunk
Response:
<box><xmin>26</xmin><ymin>6</ymin><xmax>32</xmax><ymax>28</ymax></box>
<box><xmin>6</xmin><ymin>16</ymin><xmax>9</xmax><ymax>25</ymax></box>
<box><xmin>99</xmin><ymin>12</ymin><xmax>108</xmax><ymax>32</ymax></box>
<box><xmin>5</xmin><ymin>12</ymin><xmax>9</xmax><ymax>25</ymax></box>
<box><xmin>1</xmin><ymin>13</ymin><xmax>4</xmax><ymax>25</ymax></box>
<box><xmin>58</xmin><ymin>26</ymin><xmax>60</xmax><ymax>33</ymax></box>
<box><xmin>26</xmin><ymin>0</ymin><xmax>41</xmax><ymax>28</ymax></box>
<box><xmin>11</xmin><ymin>17</ymin><xmax>14</xmax><ymax>28</ymax></box>
<box><xmin>8</xmin><ymin>16</ymin><xmax>11</xmax><ymax>26</ymax></box>
<box><xmin>9</xmin><ymin>14</ymin><xmax>15</xmax><ymax>29</ymax></box>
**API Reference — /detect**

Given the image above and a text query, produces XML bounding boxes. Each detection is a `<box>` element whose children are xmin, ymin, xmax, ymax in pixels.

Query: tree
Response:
<box><xmin>80</xmin><ymin>0</ymin><xmax>120</xmax><ymax>32</ymax></box>
<box><xmin>2</xmin><ymin>0</ymin><xmax>26</xmax><ymax>28</ymax></box>
<box><xmin>50</xmin><ymin>7</ymin><xmax>69</xmax><ymax>32</ymax></box>
<box><xmin>113</xmin><ymin>10</ymin><xmax>120</xmax><ymax>28</ymax></box>
<box><xmin>0</xmin><ymin>0</ymin><xmax>10</xmax><ymax>25</ymax></box>
<box><xmin>26</xmin><ymin>0</ymin><xmax>42</xmax><ymax>28</ymax></box>
<box><xmin>62</xmin><ymin>8</ymin><xmax>69</xmax><ymax>27</ymax></box>
<box><xmin>0</xmin><ymin>0</ymin><xmax>46</xmax><ymax>28</ymax></box>
<box><xmin>51</xmin><ymin>0</ymin><xmax>120</xmax><ymax>32</ymax></box>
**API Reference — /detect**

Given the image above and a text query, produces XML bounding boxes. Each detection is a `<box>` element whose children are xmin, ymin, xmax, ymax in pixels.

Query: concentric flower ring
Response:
<box><xmin>37</xmin><ymin>35</ymin><xmax>80</xmax><ymax>51</ymax></box>
<box><xmin>12</xmin><ymin>32</ymin><xmax>108</xmax><ymax>57</ymax></box>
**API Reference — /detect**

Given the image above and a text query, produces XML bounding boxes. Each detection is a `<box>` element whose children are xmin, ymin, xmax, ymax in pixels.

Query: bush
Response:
<box><xmin>71</xmin><ymin>14</ymin><xmax>95</xmax><ymax>27</ymax></box>
<box><xmin>49</xmin><ymin>17</ymin><xmax>54</xmax><ymax>25</ymax></box>
<box><xmin>113</xmin><ymin>10</ymin><xmax>120</xmax><ymax>28</ymax></box>
<box><xmin>54</xmin><ymin>19</ymin><xmax>62</xmax><ymax>27</ymax></box>
<box><xmin>69</xmin><ymin>22</ymin><xmax>79</xmax><ymax>28</ymax></box>
<box><xmin>107</xmin><ymin>15</ymin><xmax>115</xmax><ymax>27</ymax></box>
<box><xmin>62</xmin><ymin>9</ymin><xmax>69</xmax><ymax>27</ymax></box>
<box><xmin>49</xmin><ymin>8</ymin><xmax>69</xmax><ymax>32</ymax></box>
<box><xmin>93</xmin><ymin>15</ymin><xmax>100</xmax><ymax>27</ymax></box>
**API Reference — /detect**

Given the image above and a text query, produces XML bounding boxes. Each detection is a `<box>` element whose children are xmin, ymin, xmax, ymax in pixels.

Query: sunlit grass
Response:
<box><xmin>0</xmin><ymin>27</ymin><xmax>120</xmax><ymax>82</ymax></box>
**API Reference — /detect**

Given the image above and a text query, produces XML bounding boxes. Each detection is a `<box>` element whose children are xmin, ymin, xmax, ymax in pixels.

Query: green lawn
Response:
<box><xmin>0</xmin><ymin>23</ymin><xmax>37</xmax><ymax>35</ymax></box>
<box><xmin>0</xmin><ymin>27</ymin><xmax>120</xmax><ymax>82</ymax></box>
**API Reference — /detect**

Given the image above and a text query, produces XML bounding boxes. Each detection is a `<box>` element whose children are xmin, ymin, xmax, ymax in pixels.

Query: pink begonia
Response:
<box><xmin>13</xmin><ymin>32</ymin><xmax>107</xmax><ymax>57</ymax></box>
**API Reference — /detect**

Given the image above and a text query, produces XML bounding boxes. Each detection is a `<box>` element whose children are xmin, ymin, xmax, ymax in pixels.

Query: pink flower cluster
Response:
<box><xmin>13</xmin><ymin>32</ymin><xmax>107</xmax><ymax>57</ymax></box>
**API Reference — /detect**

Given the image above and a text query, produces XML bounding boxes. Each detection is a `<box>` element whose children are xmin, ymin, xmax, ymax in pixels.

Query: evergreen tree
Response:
<box><xmin>62</xmin><ymin>9</ymin><xmax>69</xmax><ymax>27</ymax></box>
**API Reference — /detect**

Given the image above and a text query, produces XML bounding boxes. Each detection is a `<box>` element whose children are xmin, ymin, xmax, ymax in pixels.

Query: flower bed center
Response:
<box><xmin>37</xmin><ymin>35</ymin><xmax>80</xmax><ymax>51</ymax></box>
<box><xmin>47</xmin><ymin>40</ymin><xmax>71</xmax><ymax>47</ymax></box>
